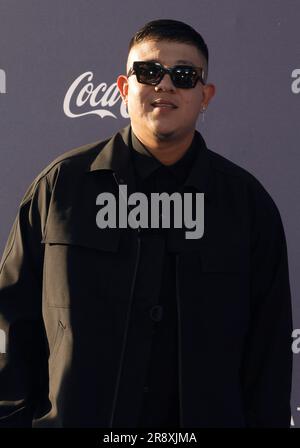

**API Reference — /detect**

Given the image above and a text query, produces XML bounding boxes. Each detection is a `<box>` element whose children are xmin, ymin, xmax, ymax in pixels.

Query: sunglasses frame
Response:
<box><xmin>127</xmin><ymin>61</ymin><xmax>206</xmax><ymax>88</ymax></box>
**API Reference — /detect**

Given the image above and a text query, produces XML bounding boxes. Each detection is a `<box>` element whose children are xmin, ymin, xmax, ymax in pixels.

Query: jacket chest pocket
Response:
<box><xmin>41</xmin><ymin>228</ymin><xmax>126</xmax><ymax>309</ymax></box>
<box><xmin>198</xmin><ymin>247</ymin><xmax>250</xmax><ymax>299</ymax></box>
<box><xmin>189</xmin><ymin>248</ymin><xmax>251</xmax><ymax>338</ymax></box>
<box><xmin>200</xmin><ymin>248</ymin><xmax>250</xmax><ymax>335</ymax></box>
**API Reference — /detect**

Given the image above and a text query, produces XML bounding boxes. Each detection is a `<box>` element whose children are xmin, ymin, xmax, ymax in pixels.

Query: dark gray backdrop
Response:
<box><xmin>0</xmin><ymin>0</ymin><xmax>299</xmax><ymax>426</ymax></box>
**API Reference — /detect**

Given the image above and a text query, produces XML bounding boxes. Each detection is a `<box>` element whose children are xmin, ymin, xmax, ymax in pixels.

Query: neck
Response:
<box><xmin>131</xmin><ymin>125</ymin><xmax>195</xmax><ymax>166</ymax></box>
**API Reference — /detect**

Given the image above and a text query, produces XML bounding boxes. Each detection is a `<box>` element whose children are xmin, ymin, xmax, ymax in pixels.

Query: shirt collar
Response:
<box><xmin>88</xmin><ymin>124</ymin><xmax>214</xmax><ymax>202</ymax></box>
<box><xmin>130</xmin><ymin>128</ymin><xmax>199</xmax><ymax>185</ymax></box>
<box><xmin>130</xmin><ymin>128</ymin><xmax>161</xmax><ymax>180</ymax></box>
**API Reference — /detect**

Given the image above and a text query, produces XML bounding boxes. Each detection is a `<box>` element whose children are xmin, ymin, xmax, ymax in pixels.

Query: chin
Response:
<box><xmin>152</xmin><ymin>126</ymin><xmax>177</xmax><ymax>141</ymax></box>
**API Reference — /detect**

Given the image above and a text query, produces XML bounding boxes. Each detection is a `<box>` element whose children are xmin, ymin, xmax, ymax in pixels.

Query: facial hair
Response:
<box><xmin>153</xmin><ymin>130</ymin><xmax>176</xmax><ymax>141</ymax></box>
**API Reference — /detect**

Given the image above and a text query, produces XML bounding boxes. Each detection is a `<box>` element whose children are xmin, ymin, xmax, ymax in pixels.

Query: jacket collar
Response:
<box><xmin>87</xmin><ymin>124</ymin><xmax>214</xmax><ymax>202</ymax></box>
<box><xmin>88</xmin><ymin>124</ymin><xmax>132</xmax><ymax>178</ymax></box>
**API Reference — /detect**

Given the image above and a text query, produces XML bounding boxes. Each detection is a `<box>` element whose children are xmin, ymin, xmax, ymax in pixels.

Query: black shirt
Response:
<box><xmin>130</xmin><ymin>129</ymin><xmax>199</xmax><ymax>427</ymax></box>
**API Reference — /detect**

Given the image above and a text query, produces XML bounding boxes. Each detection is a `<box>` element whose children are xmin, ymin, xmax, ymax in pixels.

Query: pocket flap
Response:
<box><xmin>41</xmin><ymin>218</ymin><xmax>121</xmax><ymax>253</ymax></box>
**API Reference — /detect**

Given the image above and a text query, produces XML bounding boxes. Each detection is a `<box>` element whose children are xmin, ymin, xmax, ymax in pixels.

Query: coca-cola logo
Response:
<box><xmin>63</xmin><ymin>71</ymin><xmax>129</xmax><ymax>119</ymax></box>
<box><xmin>0</xmin><ymin>69</ymin><xmax>6</xmax><ymax>94</ymax></box>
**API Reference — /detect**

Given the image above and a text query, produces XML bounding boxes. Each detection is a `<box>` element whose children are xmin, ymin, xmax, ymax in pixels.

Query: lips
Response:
<box><xmin>151</xmin><ymin>99</ymin><xmax>177</xmax><ymax>108</ymax></box>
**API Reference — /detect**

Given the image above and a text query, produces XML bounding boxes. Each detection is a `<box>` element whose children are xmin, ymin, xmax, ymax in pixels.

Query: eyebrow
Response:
<box><xmin>175</xmin><ymin>59</ymin><xmax>196</xmax><ymax>66</ymax></box>
<box><xmin>144</xmin><ymin>58</ymin><xmax>197</xmax><ymax>67</ymax></box>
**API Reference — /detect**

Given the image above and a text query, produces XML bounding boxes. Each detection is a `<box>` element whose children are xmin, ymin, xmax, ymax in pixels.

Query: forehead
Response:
<box><xmin>127</xmin><ymin>39</ymin><xmax>204</xmax><ymax>71</ymax></box>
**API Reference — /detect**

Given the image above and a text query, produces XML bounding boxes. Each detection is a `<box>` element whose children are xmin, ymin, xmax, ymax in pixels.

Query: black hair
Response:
<box><xmin>128</xmin><ymin>19</ymin><xmax>209</xmax><ymax>69</ymax></box>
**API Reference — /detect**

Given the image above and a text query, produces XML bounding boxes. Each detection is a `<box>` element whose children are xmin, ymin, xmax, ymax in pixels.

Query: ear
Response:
<box><xmin>201</xmin><ymin>83</ymin><xmax>216</xmax><ymax>108</ymax></box>
<box><xmin>117</xmin><ymin>75</ymin><xmax>129</xmax><ymax>104</ymax></box>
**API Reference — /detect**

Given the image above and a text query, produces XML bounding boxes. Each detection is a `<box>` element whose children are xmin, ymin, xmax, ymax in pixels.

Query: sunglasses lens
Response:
<box><xmin>172</xmin><ymin>67</ymin><xmax>198</xmax><ymax>88</ymax></box>
<box><xmin>132</xmin><ymin>62</ymin><xmax>202</xmax><ymax>88</ymax></box>
<box><xmin>136</xmin><ymin>63</ymin><xmax>162</xmax><ymax>85</ymax></box>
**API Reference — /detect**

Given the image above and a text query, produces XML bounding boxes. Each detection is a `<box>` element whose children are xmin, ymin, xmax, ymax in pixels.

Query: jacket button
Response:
<box><xmin>150</xmin><ymin>305</ymin><xmax>163</xmax><ymax>322</ymax></box>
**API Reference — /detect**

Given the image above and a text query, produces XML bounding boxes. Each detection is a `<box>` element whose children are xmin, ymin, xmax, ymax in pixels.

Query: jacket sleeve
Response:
<box><xmin>241</xmin><ymin>182</ymin><xmax>293</xmax><ymax>428</ymax></box>
<box><xmin>0</xmin><ymin>175</ymin><xmax>51</xmax><ymax>427</ymax></box>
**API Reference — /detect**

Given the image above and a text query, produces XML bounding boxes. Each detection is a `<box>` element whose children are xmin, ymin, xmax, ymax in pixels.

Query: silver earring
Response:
<box><xmin>201</xmin><ymin>105</ymin><xmax>206</xmax><ymax>123</ymax></box>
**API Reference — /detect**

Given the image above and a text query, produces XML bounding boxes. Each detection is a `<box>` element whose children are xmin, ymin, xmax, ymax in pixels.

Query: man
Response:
<box><xmin>0</xmin><ymin>19</ymin><xmax>293</xmax><ymax>428</ymax></box>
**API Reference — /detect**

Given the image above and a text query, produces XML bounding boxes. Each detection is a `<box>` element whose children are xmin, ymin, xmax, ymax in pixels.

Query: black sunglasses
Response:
<box><xmin>127</xmin><ymin>61</ymin><xmax>205</xmax><ymax>89</ymax></box>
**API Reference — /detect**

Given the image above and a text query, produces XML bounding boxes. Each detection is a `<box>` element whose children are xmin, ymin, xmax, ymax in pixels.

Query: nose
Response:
<box><xmin>154</xmin><ymin>72</ymin><xmax>176</xmax><ymax>92</ymax></box>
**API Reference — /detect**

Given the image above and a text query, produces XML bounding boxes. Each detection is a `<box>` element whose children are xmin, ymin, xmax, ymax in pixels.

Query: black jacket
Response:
<box><xmin>0</xmin><ymin>124</ymin><xmax>293</xmax><ymax>427</ymax></box>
